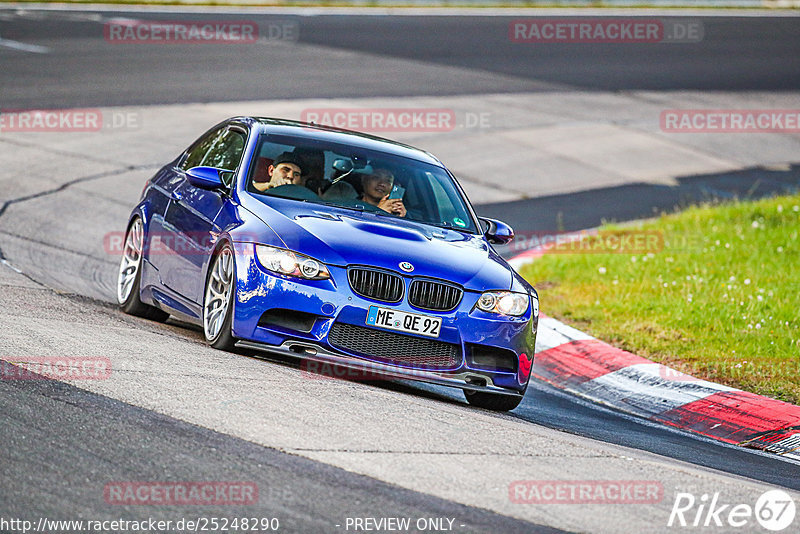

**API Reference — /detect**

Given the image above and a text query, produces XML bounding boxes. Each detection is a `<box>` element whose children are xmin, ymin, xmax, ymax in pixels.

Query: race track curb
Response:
<box><xmin>516</xmin><ymin>241</ymin><xmax>800</xmax><ymax>461</ymax></box>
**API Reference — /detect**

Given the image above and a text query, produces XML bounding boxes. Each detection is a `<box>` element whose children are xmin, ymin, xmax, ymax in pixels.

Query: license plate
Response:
<box><xmin>366</xmin><ymin>306</ymin><xmax>441</xmax><ymax>338</ymax></box>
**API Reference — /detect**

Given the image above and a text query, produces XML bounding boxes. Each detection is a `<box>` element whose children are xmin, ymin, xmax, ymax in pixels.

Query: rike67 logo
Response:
<box><xmin>668</xmin><ymin>490</ymin><xmax>796</xmax><ymax>531</ymax></box>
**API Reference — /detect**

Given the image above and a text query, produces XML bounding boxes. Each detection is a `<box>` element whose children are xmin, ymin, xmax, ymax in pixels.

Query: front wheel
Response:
<box><xmin>464</xmin><ymin>390</ymin><xmax>524</xmax><ymax>411</ymax></box>
<box><xmin>203</xmin><ymin>244</ymin><xmax>237</xmax><ymax>351</ymax></box>
<box><xmin>117</xmin><ymin>217</ymin><xmax>169</xmax><ymax>322</ymax></box>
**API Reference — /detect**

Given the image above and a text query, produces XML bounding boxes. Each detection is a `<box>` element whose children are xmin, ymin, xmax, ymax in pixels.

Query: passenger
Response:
<box><xmin>360</xmin><ymin>168</ymin><xmax>406</xmax><ymax>217</ymax></box>
<box><xmin>252</xmin><ymin>152</ymin><xmax>304</xmax><ymax>192</ymax></box>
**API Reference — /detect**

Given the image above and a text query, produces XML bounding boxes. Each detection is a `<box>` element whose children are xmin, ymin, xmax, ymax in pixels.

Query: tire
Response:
<box><xmin>203</xmin><ymin>243</ymin><xmax>237</xmax><ymax>351</ymax></box>
<box><xmin>464</xmin><ymin>390</ymin><xmax>524</xmax><ymax>412</ymax></box>
<box><xmin>117</xmin><ymin>217</ymin><xmax>170</xmax><ymax>322</ymax></box>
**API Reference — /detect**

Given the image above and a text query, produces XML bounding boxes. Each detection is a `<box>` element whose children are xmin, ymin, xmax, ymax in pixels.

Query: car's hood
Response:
<box><xmin>241</xmin><ymin>196</ymin><xmax>513</xmax><ymax>291</ymax></box>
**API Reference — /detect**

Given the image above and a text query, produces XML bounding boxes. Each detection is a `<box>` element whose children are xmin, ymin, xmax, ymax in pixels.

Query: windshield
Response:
<box><xmin>245</xmin><ymin>134</ymin><xmax>479</xmax><ymax>233</ymax></box>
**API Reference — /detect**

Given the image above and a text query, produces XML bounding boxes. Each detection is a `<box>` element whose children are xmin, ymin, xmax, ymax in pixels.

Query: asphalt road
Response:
<box><xmin>1</xmin><ymin>10</ymin><xmax>799</xmax><ymax>109</ymax></box>
<box><xmin>0</xmin><ymin>358</ymin><xmax>556</xmax><ymax>533</ymax></box>
<box><xmin>1</xmin><ymin>7</ymin><xmax>800</xmax><ymax>533</ymax></box>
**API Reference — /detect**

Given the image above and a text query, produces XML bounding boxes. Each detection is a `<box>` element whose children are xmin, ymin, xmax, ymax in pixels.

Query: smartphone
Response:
<box><xmin>388</xmin><ymin>184</ymin><xmax>405</xmax><ymax>200</ymax></box>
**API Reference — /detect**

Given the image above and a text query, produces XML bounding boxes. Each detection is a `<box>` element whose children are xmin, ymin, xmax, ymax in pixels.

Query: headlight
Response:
<box><xmin>255</xmin><ymin>245</ymin><xmax>330</xmax><ymax>280</ymax></box>
<box><xmin>475</xmin><ymin>291</ymin><xmax>529</xmax><ymax>316</ymax></box>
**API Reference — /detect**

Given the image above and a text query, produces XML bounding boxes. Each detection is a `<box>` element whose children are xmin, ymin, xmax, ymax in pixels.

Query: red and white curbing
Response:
<box><xmin>516</xmin><ymin>247</ymin><xmax>800</xmax><ymax>460</ymax></box>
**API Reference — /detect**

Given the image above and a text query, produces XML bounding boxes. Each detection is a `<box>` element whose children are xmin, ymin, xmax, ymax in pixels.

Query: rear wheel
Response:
<box><xmin>117</xmin><ymin>217</ymin><xmax>169</xmax><ymax>322</ymax></box>
<box><xmin>464</xmin><ymin>390</ymin><xmax>523</xmax><ymax>411</ymax></box>
<box><xmin>203</xmin><ymin>244</ymin><xmax>237</xmax><ymax>351</ymax></box>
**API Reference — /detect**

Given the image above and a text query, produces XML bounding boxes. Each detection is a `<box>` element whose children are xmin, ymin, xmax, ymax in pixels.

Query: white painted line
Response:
<box><xmin>766</xmin><ymin>434</ymin><xmax>800</xmax><ymax>457</ymax></box>
<box><xmin>104</xmin><ymin>17</ymin><xmax>145</xmax><ymax>27</ymax></box>
<box><xmin>535</xmin><ymin>316</ymin><xmax>594</xmax><ymax>353</ymax></box>
<box><xmin>0</xmin><ymin>35</ymin><xmax>50</xmax><ymax>54</ymax></box>
<box><xmin>574</xmin><ymin>363</ymin><xmax>736</xmax><ymax>417</ymax></box>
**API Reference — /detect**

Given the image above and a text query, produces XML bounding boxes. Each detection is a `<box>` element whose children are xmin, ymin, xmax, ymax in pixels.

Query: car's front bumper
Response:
<box><xmin>236</xmin><ymin>339</ymin><xmax>522</xmax><ymax>397</ymax></box>
<box><xmin>231</xmin><ymin>245</ymin><xmax>537</xmax><ymax>395</ymax></box>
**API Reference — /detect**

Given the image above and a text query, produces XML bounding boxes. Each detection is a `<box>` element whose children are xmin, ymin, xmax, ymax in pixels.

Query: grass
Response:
<box><xmin>521</xmin><ymin>194</ymin><xmax>800</xmax><ymax>405</ymax></box>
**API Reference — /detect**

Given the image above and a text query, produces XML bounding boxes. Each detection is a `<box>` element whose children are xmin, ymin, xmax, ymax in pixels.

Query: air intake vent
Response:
<box><xmin>408</xmin><ymin>279</ymin><xmax>463</xmax><ymax>311</ymax></box>
<box><xmin>348</xmin><ymin>267</ymin><xmax>404</xmax><ymax>303</ymax></box>
<box><xmin>328</xmin><ymin>323</ymin><xmax>460</xmax><ymax>370</ymax></box>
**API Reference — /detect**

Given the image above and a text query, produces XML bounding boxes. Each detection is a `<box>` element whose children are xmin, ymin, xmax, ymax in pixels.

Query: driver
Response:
<box><xmin>360</xmin><ymin>167</ymin><xmax>406</xmax><ymax>217</ymax></box>
<box><xmin>252</xmin><ymin>152</ymin><xmax>304</xmax><ymax>192</ymax></box>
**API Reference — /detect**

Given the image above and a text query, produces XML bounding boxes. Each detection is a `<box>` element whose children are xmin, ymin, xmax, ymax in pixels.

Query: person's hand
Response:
<box><xmin>269</xmin><ymin>175</ymin><xmax>293</xmax><ymax>188</ymax></box>
<box><xmin>378</xmin><ymin>195</ymin><xmax>406</xmax><ymax>217</ymax></box>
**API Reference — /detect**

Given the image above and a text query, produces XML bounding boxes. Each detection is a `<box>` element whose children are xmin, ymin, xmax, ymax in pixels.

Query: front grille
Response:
<box><xmin>328</xmin><ymin>323</ymin><xmax>460</xmax><ymax>370</ymax></box>
<box><xmin>408</xmin><ymin>279</ymin><xmax>463</xmax><ymax>311</ymax></box>
<box><xmin>348</xmin><ymin>267</ymin><xmax>404</xmax><ymax>303</ymax></box>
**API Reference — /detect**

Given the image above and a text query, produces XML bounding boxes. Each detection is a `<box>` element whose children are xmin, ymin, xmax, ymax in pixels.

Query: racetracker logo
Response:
<box><xmin>661</xmin><ymin>110</ymin><xmax>800</xmax><ymax>133</ymax></box>
<box><xmin>506</xmin><ymin>230</ymin><xmax>665</xmax><ymax>255</ymax></box>
<box><xmin>300</xmin><ymin>360</ymin><xmax>442</xmax><ymax>381</ymax></box>
<box><xmin>509</xmin><ymin>480</ymin><xmax>663</xmax><ymax>504</ymax></box>
<box><xmin>301</xmin><ymin>108</ymin><xmax>458</xmax><ymax>132</ymax></box>
<box><xmin>658</xmin><ymin>361</ymin><xmax>800</xmax><ymax>383</ymax></box>
<box><xmin>0</xmin><ymin>109</ymin><xmax>140</xmax><ymax>132</ymax></box>
<box><xmin>104</xmin><ymin>231</ymin><xmax>260</xmax><ymax>256</ymax></box>
<box><xmin>510</xmin><ymin>18</ymin><xmax>702</xmax><ymax>44</ymax></box>
<box><xmin>104</xmin><ymin>481</ymin><xmax>258</xmax><ymax>505</ymax></box>
<box><xmin>104</xmin><ymin>19</ymin><xmax>260</xmax><ymax>44</ymax></box>
<box><xmin>1</xmin><ymin>357</ymin><xmax>111</xmax><ymax>380</ymax></box>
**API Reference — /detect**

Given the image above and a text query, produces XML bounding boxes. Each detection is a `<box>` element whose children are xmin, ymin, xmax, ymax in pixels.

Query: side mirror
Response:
<box><xmin>186</xmin><ymin>166</ymin><xmax>226</xmax><ymax>190</ymax></box>
<box><xmin>480</xmin><ymin>217</ymin><xmax>515</xmax><ymax>245</ymax></box>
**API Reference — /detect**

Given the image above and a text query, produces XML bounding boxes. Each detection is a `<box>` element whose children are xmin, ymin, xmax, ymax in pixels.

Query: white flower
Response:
<box><xmin>751</xmin><ymin>221</ymin><xmax>759</xmax><ymax>228</ymax></box>
<box><xmin>756</xmin><ymin>323</ymin><xmax>762</xmax><ymax>329</ymax></box>
<box><xmin>777</xmin><ymin>205</ymin><xmax>784</xmax><ymax>213</ymax></box>
<box><xmin>744</xmin><ymin>279</ymin><xmax>751</xmax><ymax>285</ymax></box>
<box><xmin>757</xmin><ymin>295</ymin><xmax>763</xmax><ymax>302</ymax></box>
<box><xmin>631</xmin><ymin>256</ymin><xmax>637</xmax><ymax>263</ymax></box>
<box><xmin>598</xmin><ymin>267</ymin><xmax>607</xmax><ymax>275</ymax></box>
<box><xmin>794</xmin><ymin>205</ymin><xmax>799</xmax><ymax>212</ymax></box>
<box><xmin>725</xmin><ymin>243</ymin><xmax>730</xmax><ymax>249</ymax></box>
<box><xmin>729</xmin><ymin>276</ymin><xmax>736</xmax><ymax>282</ymax></box>
<box><xmin>777</xmin><ymin>246</ymin><xmax>784</xmax><ymax>253</ymax></box>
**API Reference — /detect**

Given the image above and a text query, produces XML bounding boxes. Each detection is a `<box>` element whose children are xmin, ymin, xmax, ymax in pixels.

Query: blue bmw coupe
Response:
<box><xmin>117</xmin><ymin>117</ymin><xmax>538</xmax><ymax>411</ymax></box>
